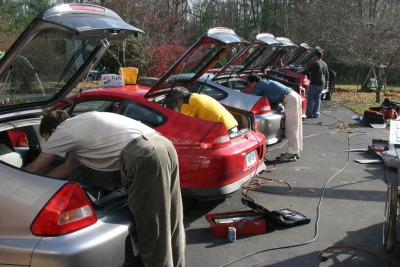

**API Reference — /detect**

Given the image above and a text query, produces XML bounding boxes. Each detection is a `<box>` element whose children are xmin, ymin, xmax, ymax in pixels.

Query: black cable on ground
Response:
<box><xmin>219</xmin><ymin>130</ymin><xmax>388</xmax><ymax>267</ymax></box>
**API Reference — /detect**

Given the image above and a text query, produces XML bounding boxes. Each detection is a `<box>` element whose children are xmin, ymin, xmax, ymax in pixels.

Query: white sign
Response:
<box><xmin>389</xmin><ymin>119</ymin><xmax>400</xmax><ymax>144</ymax></box>
<box><xmin>101</xmin><ymin>74</ymin><xmax>124</xmax><ymax>87</ymax></box>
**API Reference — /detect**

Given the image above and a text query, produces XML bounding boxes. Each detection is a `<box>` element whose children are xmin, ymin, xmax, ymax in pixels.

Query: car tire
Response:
<box><xmin>182</xmin><ymin>196</ymin><xmax>194</xmax><ymax>212</ymax></box>
<box><xmin>324</xmin><ymin>70</ymin><xmax>337</xmax><ymax>100</ymax></box>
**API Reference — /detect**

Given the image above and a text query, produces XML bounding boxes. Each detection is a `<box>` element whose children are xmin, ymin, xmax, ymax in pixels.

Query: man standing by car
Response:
<box><xmin>24</xmin><ymin>110</ymin><xmax>185</xmax><ymax>267</ymax></box>
<box><xmin>166</xmin><ymin>87</ymin><xmax>239</xmax><ymax>134</ymax></box>
<box><xmin>301</xmin><ymin>50</ymin><xmax>329</xmax><ymax>118</ymax></box>
<box><xmin>247</xmin><ymin>75</ymin><xmax>303</xmax><ymax>162</ymax></box>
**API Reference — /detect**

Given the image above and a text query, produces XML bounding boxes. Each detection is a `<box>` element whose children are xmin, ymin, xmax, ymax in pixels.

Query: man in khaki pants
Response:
<box><xmin>247</xmin><ymin>75</ymin><xmax>303</xmax><ymax>162</ymax></box>
<box><xmin>25</xmin><ymin>110</ymin><xmax>186</xmax><ymax>267</ymax></box>
<box><xmin>121</xmin><ymin>132</ymin><xmax>185</xmax><ymax>266</ymax></box>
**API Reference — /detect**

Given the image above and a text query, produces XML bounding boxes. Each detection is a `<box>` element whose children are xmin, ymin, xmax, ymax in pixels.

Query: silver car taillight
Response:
<box><xmin>31</xmin><ymin>182</ymin><xmax>98</xmax><ymax>236</ymax></box>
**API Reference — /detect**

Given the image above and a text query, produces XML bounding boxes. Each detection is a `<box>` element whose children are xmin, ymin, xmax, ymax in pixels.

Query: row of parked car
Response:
<box><xmin>0</xmin><ymin>3</ymin><xmax>331</xmax><ymax>267</ymax></box>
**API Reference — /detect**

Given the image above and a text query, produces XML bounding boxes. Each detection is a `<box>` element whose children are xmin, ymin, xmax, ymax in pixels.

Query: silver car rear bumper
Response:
<box><xmin>30</xmin><ymin>208</ymin><xmax>136</xmax><ymax>267</ymax></box>
<box><xmin>255</xmin><ymin>112</ymin><xmax>285</xmax><ymax>145</ymax></box>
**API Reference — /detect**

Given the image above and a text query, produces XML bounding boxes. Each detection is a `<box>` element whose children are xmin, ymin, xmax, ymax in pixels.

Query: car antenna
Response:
<box><xmin>225</xmin><ymin>64</ymin><xmax>237</xmax><ymax>83</ymax></box>
<box><xmin>197</xmin><ymin>59</ymin><xmax>220</xmax><ymax>93</ymax></box>
<box><xmin>165</xmin><ymin>60</ymin><xmax>187</xmax><ymax>108</ymax></box>
<box><xmin>218</xmin><ymin>45</ymin><xmax>249</xmax><ymax>85</ymax></box>
<box><xmin>246</xmin><ymin>52</ymin><xmax>263</xmax><ymax>84</ymax></box>
<box><xmin>68</xmin><ymin>87</ymin><xmax>83</xmax><ymax>115</ymax></box>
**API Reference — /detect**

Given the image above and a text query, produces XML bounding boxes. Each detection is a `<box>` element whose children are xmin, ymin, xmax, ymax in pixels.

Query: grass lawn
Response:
<box><xmin>332</xmin><ymin>84</ymin><xmax>400</xmax><ymax>115</ymax></box>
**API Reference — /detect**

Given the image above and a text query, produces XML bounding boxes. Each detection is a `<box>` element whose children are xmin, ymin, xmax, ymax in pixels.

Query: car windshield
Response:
<box><xmin>0</xmin><ymin>31</ymin><xmax>95</xmax><ymax>107</ymax></box>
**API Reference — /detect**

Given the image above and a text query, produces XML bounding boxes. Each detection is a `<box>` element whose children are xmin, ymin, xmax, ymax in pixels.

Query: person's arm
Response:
<box><xmin>45</xmin><ymin>154</ymin><xmax>81</xmax><ymax>179</ymax></box>
<box><xmin>301</xmin><ymin>61</ymin><xmax>317</xmax><ymax>75</ymax></box>
<box><xmin>180</xmin><ymin>95</ymin><xmax>199</xmax><ymax>118</ymax></box>
<box><xmin>300</xmin><ymin>65</ymin><xmax>311</xmax><ymax>75</ymax></box>
<box><xmin>24</xmin><ymin>152</ymin><xmax>81</xmax><ymax>179</ymax></box>
<box><xmin>24</xmin><ymin>152</ymin><xmax>56</xmax><ymax>174</ymax></box>
<box><xmin>251</xmin><ymin>83</ymin><xmax>264</xmax><ymax>96</ymax></box>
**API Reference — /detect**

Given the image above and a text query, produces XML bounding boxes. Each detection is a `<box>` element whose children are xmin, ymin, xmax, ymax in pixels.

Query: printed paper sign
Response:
<box><xmin>389</xmin><ymin>120</ymin><xmax>400</xmax><ymax>144</ymax></box>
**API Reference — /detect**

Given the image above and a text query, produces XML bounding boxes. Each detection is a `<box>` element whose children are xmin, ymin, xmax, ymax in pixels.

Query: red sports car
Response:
<box><xmin>58</xmin><ymin>27</ymin><xmax>267</xmax><ymax>204</ymax></box>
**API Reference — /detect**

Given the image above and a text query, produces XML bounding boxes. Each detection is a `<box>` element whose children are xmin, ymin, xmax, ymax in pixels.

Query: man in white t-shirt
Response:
<box><xmin>24</xmin><ymin>110</ymin><xmax>185</xmax><ymax>267</ymax></box>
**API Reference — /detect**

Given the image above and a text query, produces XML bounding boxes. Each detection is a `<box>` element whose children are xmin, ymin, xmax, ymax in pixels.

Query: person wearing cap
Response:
<box><xmin>247</xmin><ymin>75</ymin><xmax>303</xmax><ymax>162</ymax></box>
<box><xmin>166</xmin><ymin>87</ymin><xmax>239</xmax><ymax>134</ymax></box>
<box><xmin>301</xmin><ymin>50</ymin><xmax>329</xmax><ymax>118</ymax></box>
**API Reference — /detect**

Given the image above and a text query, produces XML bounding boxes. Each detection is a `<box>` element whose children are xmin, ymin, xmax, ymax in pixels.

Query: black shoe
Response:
<box><xmin>276</xmin><ymin>153</ymin><xmax>298</xmax><ymax>162</ymax></box>
<box><xmin>280</xmin><ymin>153</ymin><xmax>300</xmax><ymax>159</ymax></box>
<box><xmin>306</xmin><ymin>115</ymin><xmax>320</xmax><ymax>118</ymax></box>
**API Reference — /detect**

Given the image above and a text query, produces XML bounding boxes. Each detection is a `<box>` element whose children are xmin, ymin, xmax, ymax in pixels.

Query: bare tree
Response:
<box><xmin>288</xmin><ymin>0</ymin><xmax>400</xmax><ymax>100</ymax></box>
<box><xmin>291</xmin><ymin>0</ymin><xmax>400</xmax><ymax>68</ymax></box>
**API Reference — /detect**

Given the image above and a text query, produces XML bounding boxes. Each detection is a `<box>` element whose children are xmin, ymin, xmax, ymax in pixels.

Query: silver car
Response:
<box><xmin>0</xmin><ymin>3</ymin><xmax>144</xmax><ymax>266</ymax></box>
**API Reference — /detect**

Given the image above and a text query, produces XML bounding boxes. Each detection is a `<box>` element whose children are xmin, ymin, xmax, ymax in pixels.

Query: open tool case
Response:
<box><xmin>241</xmin><ymin>198</ymin><xmax>311</xmax><ymax>228</ymax></box>
<box><xmin>205</xmin><ymin>210</ymin><xmax>267</xmax><ymax>238</ymax></box>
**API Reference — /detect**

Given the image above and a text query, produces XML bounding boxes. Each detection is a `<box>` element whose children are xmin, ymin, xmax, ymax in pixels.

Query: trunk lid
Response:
<box><xmin>144</xmin><ymin>27</ymin><xmax>248</xmax><ymax>99</ymax></box>
<box><xmin>0</xmin><ymin>3</ymin><xmax>143</xmax><ymax>121</ymax></box>
<box><xmin>213</xmin><ymin>33</ymin><xmax>285</xmax><ymax>78</ymax></box>
<box><xmin>281</xmin><ymin>42</ymin><xmax>313</xmax><ymax>66</ymax></box>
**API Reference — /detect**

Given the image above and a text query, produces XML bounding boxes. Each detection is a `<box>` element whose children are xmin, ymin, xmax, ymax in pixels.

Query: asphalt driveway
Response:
<box><xmin>184</xmin><ymin>100</ymin><xmax>400</xmax><ymax>267</ymax></box>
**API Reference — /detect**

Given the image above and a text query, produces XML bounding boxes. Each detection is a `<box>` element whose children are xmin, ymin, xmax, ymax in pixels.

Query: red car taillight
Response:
<box><xmin>200</xmin><ymin>123</ymin><xmax>231</xmax><ymax>149</ymax></box>
<box><xmin>31</xmin><ymin>182</ymin><xmax>97</xmax><ymax>236</ymax></box>
<box><xmin>251</xmin><ymin>97</ymin><xmax>271</xmax><ymax>115</ymax></box>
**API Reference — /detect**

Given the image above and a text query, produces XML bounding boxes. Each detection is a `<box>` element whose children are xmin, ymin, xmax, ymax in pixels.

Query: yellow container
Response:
<box><xmin>119</xmin><ymin>67</ymin><xmax>138</xmax><ymax>84</ymax></box>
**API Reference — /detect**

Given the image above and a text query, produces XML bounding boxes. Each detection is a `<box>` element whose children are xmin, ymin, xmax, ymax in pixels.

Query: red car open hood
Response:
<box><xmin>295</xmin><ymin>45</ymin><xmax>322</xmax><ymax>67</ymax></box>
<box><xmin>213</xmin><ymin>33</ymin><xmax>285</xmax><ymax>78</ymax></box>
<box><xmin>144</xmin><ymin>27</ymin><xmax>248</xmax><ymax>99</ymax></box>
<box><xmin>281</xmin><ymin>42</ymin><xmax>314</xmax><ymax>66</ymax></box>
<box><xmin>275</xmin><ymin>37</ymin><xmax>299</xmax><ymax>64</ymax></box>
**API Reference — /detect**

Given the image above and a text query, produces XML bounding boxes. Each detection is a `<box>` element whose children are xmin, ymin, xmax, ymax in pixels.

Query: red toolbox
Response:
<box><xmin>205</xmin><ymin>210</ymin><xmax>267</xmax><ymax>238</ymax></box>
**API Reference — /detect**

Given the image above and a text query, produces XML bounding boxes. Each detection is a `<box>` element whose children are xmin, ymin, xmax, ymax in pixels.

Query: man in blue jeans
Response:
<box><xmin>301</xmin><ymin>50</ymin><xmax>329</xmax><ymax>118</ymax></box>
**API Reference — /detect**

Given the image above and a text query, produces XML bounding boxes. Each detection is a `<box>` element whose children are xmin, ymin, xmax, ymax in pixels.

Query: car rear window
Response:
<box><xmin>195</xmin><ymin>84</ymin><xmax>227</xmax><ymax>101</ymax></box>
<box><xmin>121</xmin><ymin>100</ymin><xmax>166</xmax><ymax>128</ymax></box>
<box><xmin>0</xmin><ymin>32</ymin><xmax>96</xmax><ymax>107</ymax></box>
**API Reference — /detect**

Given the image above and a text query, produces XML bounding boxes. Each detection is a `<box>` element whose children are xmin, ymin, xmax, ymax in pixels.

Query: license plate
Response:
<box><xmin>246</xmin><ymin>150</ymin><xmax>257</xmax><ymax>168</ymax></box>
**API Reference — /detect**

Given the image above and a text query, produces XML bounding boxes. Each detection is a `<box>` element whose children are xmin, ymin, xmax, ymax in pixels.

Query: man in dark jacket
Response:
<box><xmin>301</xmin><ymin>50</ymin><xmax>329</xmax><ymax>118</ymax></box>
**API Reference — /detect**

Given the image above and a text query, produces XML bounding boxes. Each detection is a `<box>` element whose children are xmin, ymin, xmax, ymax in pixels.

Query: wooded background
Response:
<box><xmin>1</xmin><ymin>0</ymin><xmax>400</xmax><ymax>86</ymax></box>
